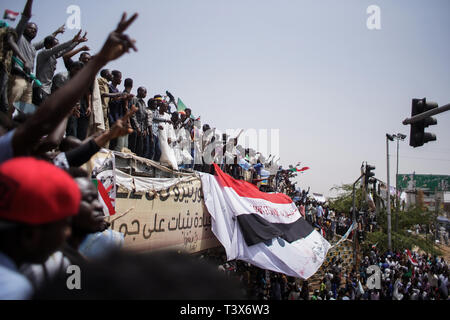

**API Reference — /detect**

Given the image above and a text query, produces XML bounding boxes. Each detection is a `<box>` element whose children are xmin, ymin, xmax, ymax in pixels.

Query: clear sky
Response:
<box><xmin>3</xmin><ymin>0</ymin><xmax>450</xmax><ymax>197</ymax></box>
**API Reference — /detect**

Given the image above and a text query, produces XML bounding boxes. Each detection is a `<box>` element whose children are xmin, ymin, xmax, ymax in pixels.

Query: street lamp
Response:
<box><xmin>386</xmin><ymin>133</ymin><xmax>407</xmax><ymax>252</ymax></box>
<box><xmin>393</xmin><ymin>133</ymin><xmax>407</xmax><ymax>232</ymax></box>
<box><xmin>386</xmin><ymin>134</ymin><xmax>394</xmax><ymax>252</ymax></box>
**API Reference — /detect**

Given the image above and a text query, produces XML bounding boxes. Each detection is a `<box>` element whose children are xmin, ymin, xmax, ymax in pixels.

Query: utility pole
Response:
<box><xmin>394</xmin><ymin>133</ymin><xmax>407</xmax><ymax>232</ymax></box>
<box><xmin>435</xmin><ymin>188</ymin><xmax>440</xmax><ymax>243</ymax></box>
<box><xmin>386</xmin><ymin>134</ymin><xmax>393</xmax><ymax>252</ymax></box>
<box><xmin>396</xmin><ymin>138</ymin><xmax>399</xmax><ymax>232</ymax></box>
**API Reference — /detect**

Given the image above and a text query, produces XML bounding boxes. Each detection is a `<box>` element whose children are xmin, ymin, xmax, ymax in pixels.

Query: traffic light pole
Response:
<box><xmin>351</xmin><ymin>173</ymin><xmax>364</xmax><ymax>267</ymax></box>
<box><xmin>403</xmin><ymin>103</ymin><xmax>450</xmax><ymax>125</ymax></box>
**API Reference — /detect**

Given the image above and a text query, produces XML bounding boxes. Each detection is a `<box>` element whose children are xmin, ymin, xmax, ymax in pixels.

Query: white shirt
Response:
<box><xmin>152</xmin><ymin>111</ymin><xmax>171</xmax><ymax>137</ymax></box>
<box><xmin>20</xmin><ymin>251</ymin><xmax>71</xmax><ymax>291</ymax></box>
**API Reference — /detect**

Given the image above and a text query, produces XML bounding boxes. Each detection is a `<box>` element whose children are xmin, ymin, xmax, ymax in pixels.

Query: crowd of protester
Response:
<box><xmin>0</xmin><ymin>0</ymin><xmax>306</xmax><ymax>193</ymax></box>
<box><xmin>200</xmin><ymin>178</ymin><xmax>449</xmax><ymax>300</ymax></box>
<box><xmin>0</xmin><ymin>0</ymin><xmax>140</xmax><ymax>300</ymax></box>
<box><xmin>0</xmin><ymin>1</ymin><xmax>448</xmax><ymax>301</ymax></box>
<box><xmin>205</xmin><ymin>245</ymin><xmax>449</xmax><ymax>300</ymax></box>
<box><xmin>0</xmin><ymin>0</ymin><xmax>302</xmax><ymax>300</ymax></box>
<box><xmin>316</xmin><ymin>247</ymin><xmax>449</xmax><ymax>300</ymax></box>
<box><xmin>0</xmin><ymin>1</ymin><xmax>246</xmax><ymax>300</ymax></box>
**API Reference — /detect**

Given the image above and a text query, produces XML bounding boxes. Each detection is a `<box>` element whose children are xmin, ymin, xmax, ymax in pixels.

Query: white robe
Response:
<box><xmin>88</xmin><ymin>78</ymin><xmax>105</xmax><ymax>134</ymax></box>
<box><xmin>158</xmin><ymin>121</ymin><xmax>178</xmax><ymax>171</ymax></box>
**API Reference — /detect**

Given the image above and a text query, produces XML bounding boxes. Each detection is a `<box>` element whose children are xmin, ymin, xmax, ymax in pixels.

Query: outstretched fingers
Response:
<box><xmin>116</xmin><ymin>12</ymin><xmax>138</xmax><ymax>33</ymax></box>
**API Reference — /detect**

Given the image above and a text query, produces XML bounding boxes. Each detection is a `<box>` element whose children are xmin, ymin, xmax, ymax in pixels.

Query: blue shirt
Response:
<box><xmin>0</xmin><ymin>130</ymin><xmax>15</xmax><ymax>164</ymax></box>
<box><xmin>0</xmin><ymin>251</ymin><xmax>33</xmax><ymax>300</ymax></box>
<box><xmin>316</xmin><ymin>205</ymin><xmax>324</xmax><ymax>218</ymax></box>
<box><xmin>79</xmin><ymin>230</ymin><xmax>124</xmax><ymax>259</ymax></box>
<box><xmin>253</xmin><ymin>163</ymin><xmax>263</xmax><ymax>176</ymax></box>
<box><xmin>238</xmin><ymin>159</ymin><xmax>251</xmax><ymax>171</ymax></box>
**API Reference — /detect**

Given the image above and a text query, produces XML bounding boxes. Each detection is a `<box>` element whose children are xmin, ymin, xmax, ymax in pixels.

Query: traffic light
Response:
<box><xmin>409</xmin><ymin>98</ymin><xmax>438</xmax><ymax>147</ymax></box>
<box><xmin>365</xmin><ymin>164</ymin><xmax>375</xmax><ymax>187</ymax></box>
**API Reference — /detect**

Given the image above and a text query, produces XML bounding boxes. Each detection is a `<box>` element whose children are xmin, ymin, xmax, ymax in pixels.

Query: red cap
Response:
<box><xmin>0</xmin><ymin>157</ymin><xmax>81</xmax><ymax>226</ymax></box>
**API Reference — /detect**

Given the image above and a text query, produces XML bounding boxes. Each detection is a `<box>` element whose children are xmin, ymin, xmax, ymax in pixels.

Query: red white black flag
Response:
<box><xmin>406</xmin><ymin>249</ymin><xmax>418</xmax><ymax>266</ymax></box>
<box><xmin>3</xmin><ymin>10</ymin><xmax>19</xmax><ymax>21</ymax></box>
<box><xmin>199</xmin><ymin>164</ymin><xmax>330</xmax><ymax>279</ymax></box>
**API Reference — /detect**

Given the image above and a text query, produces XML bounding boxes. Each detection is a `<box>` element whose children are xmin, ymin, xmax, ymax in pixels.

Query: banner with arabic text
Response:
<box><xmin>111</xmin><ymin>176</ymin><xmax>220</xmax><ymax>254</ymax></box>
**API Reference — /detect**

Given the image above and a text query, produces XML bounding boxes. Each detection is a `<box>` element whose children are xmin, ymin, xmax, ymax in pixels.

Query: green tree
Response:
<box><xmin>328</xmin><ymin>183</ymin><xmax>368</xmax><ymax>214</ymax></box>
<box><xmin>363</xmin><ymin>205</ymin><xmax>441</xmax><ymax>255</ymax></box>
<box><xmin>329</xmin><ymin>183</ymin><xmax>441</xmax><ymax>255</ymax></box>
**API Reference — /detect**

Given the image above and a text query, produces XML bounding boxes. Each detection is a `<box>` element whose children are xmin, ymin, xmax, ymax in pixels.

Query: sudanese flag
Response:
<box><xmin>406</xmin><ymin>249</ymin><xmax>418</xmax><ymax>266</ymax></box>
<box><xmin>212</xmin><ymin>163</ymin><xmax>314</xmax><ymax>246</ymax></box>
<box><xmin>199</xmin><ymin>164</ymin><xmax>331</xmax><ymax>279</ymax></box>
<box><xmin>3</xmin><ymin>9</ymin><xmax>19</xmax><ymax>21</ymax></box>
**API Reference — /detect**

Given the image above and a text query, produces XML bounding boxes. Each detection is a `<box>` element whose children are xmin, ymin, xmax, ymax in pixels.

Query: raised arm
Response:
<box><xmin>56</xmin><ymin>32</ymin><xmax>89</xmax><ymax>59</ymax></box>
<box><xmin>15</xmin><ymin>0</ymin><xmax>33</xmax><ymax>38</ymax></box>
<box><xmin>52</xmin><ymin>24</ymin><xmax>66</xmax><ymax>38</ymax></box>
<box><xmin>94</xmin><ymin>106</ymin><xmax>136</xmax><ymax>147</ymax></box>
<box><xmin>49</xmin><ymin>30</ymin><xmax>86</xmax><ymax>57</ymax></box>
<box><xmin>23</xmin><ymin>0</ymin><xmax>33</xmax><ymax>17</ymax></box>
<box><xmin>12</xmin><ymin>12</ymin><xmax>139</xmax><ymax>157</ymax></box>
<box><xmin>63</xmin><ymin>46</ymin><xmax>84</xmax><ymax>61</ymax></box>
<box><xmin>60</xmin><ymin>106</ymin><xmax>136</xmax><ymax>167</ymax></box>
<box><xmin>39</xmin><ymin>36</ymin><xmax>79</xmax><ymax>61</ymax></box>
<box><xmin>56</xmin><ymin>41</ymin><xmax>79</xmax><ymax>59</ymax></box>
<box><xmin>33</xmin><ymin>116</ymin><xmax>70</xmax><ymax>154</ymax></box>
<box><xmin>62</xmin><ymin>32</ymin><xmax>89</xmax><ymax>66</ymax></box>
<box><xmin>34</xmin><ymin>23</ymin><xmax>67</xmax><ymax>50</ymax></box>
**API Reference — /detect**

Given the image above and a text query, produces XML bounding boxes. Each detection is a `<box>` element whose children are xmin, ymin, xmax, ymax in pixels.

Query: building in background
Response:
<box><xmin>397</xmin><ymin>174</ymin><xmax>450</xmax><ymax>216</ymax></box>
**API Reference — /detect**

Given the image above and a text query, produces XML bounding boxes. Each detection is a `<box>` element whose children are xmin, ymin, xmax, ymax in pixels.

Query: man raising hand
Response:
<box><xmin>0</xmin><ymin>12</ymin><xmax>139</xmax><ymax>164</ymax></box>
